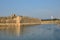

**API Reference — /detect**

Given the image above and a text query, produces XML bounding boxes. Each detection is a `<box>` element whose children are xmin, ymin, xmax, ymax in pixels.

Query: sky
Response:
<box><xmin>0</xmin><ymin>0</ymin><xmax>60</xmax><ymax>19</ymax></box>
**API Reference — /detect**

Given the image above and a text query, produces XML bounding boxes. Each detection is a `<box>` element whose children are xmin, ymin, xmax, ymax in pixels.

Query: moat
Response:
<box><xmin>0</xmin><ymin>24</ymin><xmax>60</xmax><ymax>40</ymax></box>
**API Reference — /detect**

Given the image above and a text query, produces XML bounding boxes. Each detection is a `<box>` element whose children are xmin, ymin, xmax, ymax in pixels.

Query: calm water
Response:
<box><xmin>0</xmin><ymin>24</ymin><xmax>60</xmax><ymax>40</ymax></box>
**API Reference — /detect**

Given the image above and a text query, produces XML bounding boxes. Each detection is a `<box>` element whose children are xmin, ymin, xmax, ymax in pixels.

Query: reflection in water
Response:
<box><xmin>0</xmin><ymin>24</ymin><xmax>60</xmax><ymax>40</ymax></box>
<box><xmin>6</xmin><ymin>27</ymin><xmax>20</xmax><ymax>36</ymax></box>
<box><xmin>0</xmin><ymin>26</ymin><xmax>21</xmax><ymax>37</ymax></box>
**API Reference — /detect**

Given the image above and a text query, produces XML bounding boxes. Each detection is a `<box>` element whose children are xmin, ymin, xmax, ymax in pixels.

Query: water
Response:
<box><xmin>0</xmin><ymin>24</ymin><xmax>60</xmax><ymax>40</ymax></box>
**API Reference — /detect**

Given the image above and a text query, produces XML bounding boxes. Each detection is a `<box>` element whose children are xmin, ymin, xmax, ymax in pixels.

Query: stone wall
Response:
<box><xmin>20</xmin><ymin>16</ymin><xmax>41</xmax><ymax>23</ymax></box>
<box><xmin>0</xmin><ymin>15</ymin><xmax>21</xmax><ymax>27</ymax></box>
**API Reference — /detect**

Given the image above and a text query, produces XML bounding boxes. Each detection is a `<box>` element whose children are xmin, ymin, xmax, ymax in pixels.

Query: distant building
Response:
<box><xmin>51</xmin><ymin>16</ymin><xmax>54</xmax><ymax>19</ymax></box>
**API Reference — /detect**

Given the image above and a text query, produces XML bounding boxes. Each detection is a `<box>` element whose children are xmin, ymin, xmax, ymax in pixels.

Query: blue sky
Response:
<box><xmin>0</xmin><ymin>0</ymin><xmax>60</xmax><ymax>19</ymax></box>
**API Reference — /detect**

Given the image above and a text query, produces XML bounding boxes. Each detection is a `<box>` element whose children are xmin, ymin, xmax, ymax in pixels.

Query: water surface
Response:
<box><xmin>0</xmin><ymin>24</ymin><xmax>60</xmax><ymax>40</ymax></box>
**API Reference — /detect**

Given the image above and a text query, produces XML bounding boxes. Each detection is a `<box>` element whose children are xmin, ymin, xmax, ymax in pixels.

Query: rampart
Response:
<box><xmin>0</xmin><ymin>14</ymin><xmax>21</xmax><ymax>30</ymax></box>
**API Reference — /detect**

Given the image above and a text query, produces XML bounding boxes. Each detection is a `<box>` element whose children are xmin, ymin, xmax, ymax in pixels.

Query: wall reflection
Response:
<box><xmin>0</xmin><ymin>26</ymin><xmax>22</xmax><ymax>37</ymax></box>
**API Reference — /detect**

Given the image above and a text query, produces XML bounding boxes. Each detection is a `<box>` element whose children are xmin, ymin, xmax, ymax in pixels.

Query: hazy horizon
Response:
<box><xmin>0</xmin><ymin>0</ymin><xmax>60</xmax><ymax>19</ymax></box>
